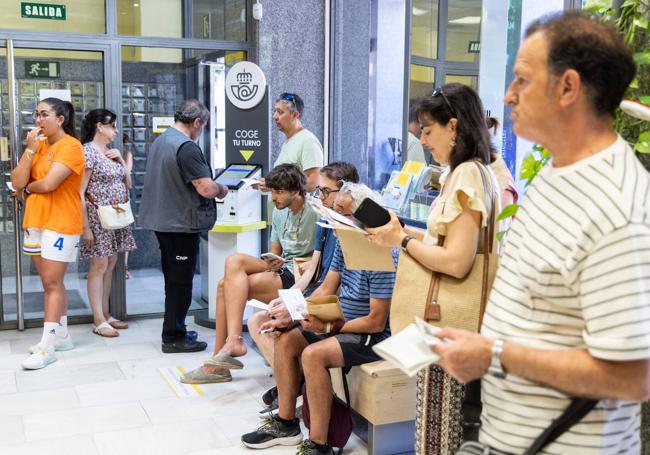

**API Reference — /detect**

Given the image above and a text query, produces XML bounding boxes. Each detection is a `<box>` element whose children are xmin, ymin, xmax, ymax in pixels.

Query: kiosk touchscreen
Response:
<box><xmin>214</xmin><ymin>163</ymin><xmax>262</xmax><ymax>189</ymax></box>
<box><xmin>214</xmin><ymin>163</ymin><xmax>263</xmax><ymax>223</ymax></box>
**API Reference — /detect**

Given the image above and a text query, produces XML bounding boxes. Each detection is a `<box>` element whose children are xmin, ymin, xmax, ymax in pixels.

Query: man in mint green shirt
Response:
<box><xmin>272</xmin><ymin>93</ymin><xmax>323</xmax><ymax>192</ymax></box>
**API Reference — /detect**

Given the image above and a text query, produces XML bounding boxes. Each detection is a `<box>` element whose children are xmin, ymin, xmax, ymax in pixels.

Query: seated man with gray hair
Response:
<box><xmin>240</xmin><ymin>183</ymin><xmax>398</xmax><ymax>455</ymax></box>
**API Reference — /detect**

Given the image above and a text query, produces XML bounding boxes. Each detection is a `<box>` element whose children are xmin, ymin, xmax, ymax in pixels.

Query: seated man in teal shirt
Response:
<box><xmin>181</xmin><ymin>164</ymin><xmax>318</xmax><ymax>384</ymax></box>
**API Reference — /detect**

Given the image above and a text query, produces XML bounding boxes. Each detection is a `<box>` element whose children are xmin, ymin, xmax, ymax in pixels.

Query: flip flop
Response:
<box><xmin>203</xmin><ymin>351</ymin><xmax>244</xmax><ymax>370</ymax></box>
<box><xmin>107</xmin><ymin>317</ymin><xmax>129</xmax><ymax>330</ymax></box>
<box><xmin>93</xmin><ymin>321</ymin><xmax>119</xmax><ymax>337</ymax></box>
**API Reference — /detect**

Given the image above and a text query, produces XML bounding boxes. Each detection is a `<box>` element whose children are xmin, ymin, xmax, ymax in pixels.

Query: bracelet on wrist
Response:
<box><xmin>23</xmin><ymin>186</ymin><xmax>31</xmax><ymax>196</ymax></box>
<box><xmin>25</xmin><ymin>148</ymin><xmax>36</xmax><ymax>159</ymax></box>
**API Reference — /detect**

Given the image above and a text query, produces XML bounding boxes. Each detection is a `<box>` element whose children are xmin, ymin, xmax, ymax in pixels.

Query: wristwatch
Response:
<box><xmin>401</xmin><ymin>235</ymin><xmax>414</xmax><ymax>251</ymax></box>
<box><xmin>488</xmin><ymin>339</ymin><xmax>507</xmax><ymax>379</ymax></box>
<box><xmin>25</xmin><ymin>148</ymin><xmax>36</xmax><ymax>159</ymax></box>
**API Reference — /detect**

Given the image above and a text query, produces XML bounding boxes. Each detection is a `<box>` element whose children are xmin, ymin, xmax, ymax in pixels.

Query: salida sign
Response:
<box><xmin>225</xmin><ymin>62</ymin><xmax>270</xmax><ymax>173</ymax></box>
<box><xmin>21</xmin><ymin>2</ymin><xmax>66</xmax><ymax>20</ymax></box>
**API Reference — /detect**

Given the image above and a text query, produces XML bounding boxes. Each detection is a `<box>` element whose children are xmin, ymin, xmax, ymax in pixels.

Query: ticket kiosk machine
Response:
<box><xmin>204</xmin><ymin>163</ymin><xmax>266</xmax><ymax>322</ymax></box>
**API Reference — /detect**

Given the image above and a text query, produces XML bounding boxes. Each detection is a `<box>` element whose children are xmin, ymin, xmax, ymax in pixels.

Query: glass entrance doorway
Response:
<box><xmin>0</xmin><ymin>43</ymin><xmax>106</xmax><ymax>329</ymax></box>
<box><xmin>0</xmin><ymin>41</ymin><xmax>246</xmax><ymax>330</ymax></box>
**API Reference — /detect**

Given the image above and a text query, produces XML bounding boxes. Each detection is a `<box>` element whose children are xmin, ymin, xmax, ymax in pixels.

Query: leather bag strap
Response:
<box><xmin>474</xmin><ymin>161</ymin><xmax>497</xmax><ymax>328</ymax></box>
<box><xmin>423</xmin><ymin>161</ymin><xmax>498</xmax><ymax>328</ymax></box>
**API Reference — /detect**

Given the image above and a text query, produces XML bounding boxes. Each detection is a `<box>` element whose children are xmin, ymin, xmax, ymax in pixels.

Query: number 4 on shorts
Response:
<box><xmin>53</xmin><ymin>237</ymin><xmax>64</xmax><ymax>251</ymax></box>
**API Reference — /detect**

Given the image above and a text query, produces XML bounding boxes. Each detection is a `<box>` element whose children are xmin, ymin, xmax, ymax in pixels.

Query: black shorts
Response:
<box><xmin>275</xmin><ymin>267</ymin><xmax>295</xmax><ymax>289</ymax></box>
<box><xmin>301</xmin><ymin>330</ymin><xmax>386</xmax><ymax>370</ymax></box>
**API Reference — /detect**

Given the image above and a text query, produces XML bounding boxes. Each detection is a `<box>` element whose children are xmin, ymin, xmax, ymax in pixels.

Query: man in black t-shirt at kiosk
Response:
<box><xmin>139</xmin><ymin>99</ymin><xmax>228</xmax><ymax>353</ymax></box>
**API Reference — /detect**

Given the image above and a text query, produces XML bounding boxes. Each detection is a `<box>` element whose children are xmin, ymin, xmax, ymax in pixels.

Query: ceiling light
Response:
<box><xmin>133</xmin><ymin>3</ymin><xmax>139</xmax><ymax>6</ymax></box>
<box><xmin>412</xmin><ymin>7</ymin><xmax>428</xmax><ymax>16</ymax></box>
<box><xmin>449</xmin><ymin>16</ymin><xmax>481</xmax><ymax>25</ymax></box>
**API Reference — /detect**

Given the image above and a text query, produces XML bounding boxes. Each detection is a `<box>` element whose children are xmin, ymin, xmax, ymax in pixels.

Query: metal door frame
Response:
<box><xmin>0</xmin><ymin>39</ymin><xmax>112</xmax><ymax>330</ymax></box>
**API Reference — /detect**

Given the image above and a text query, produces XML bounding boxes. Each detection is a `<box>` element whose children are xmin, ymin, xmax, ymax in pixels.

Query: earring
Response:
<box><xmin>450</xmin><ymin>138</ymin><xmax>456</xmax><ymax>148</ymax></box>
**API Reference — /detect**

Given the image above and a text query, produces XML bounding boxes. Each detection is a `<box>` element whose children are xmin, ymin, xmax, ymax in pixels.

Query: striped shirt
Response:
<box><xmin>480</xmin><ymin>136</ymin><xmax>650</xmax><ymax>454</ymax></box>
<box><xmin>330</xmin><ymin>240</ymin><xmax>398</xmax><ymax>338</ymax></box>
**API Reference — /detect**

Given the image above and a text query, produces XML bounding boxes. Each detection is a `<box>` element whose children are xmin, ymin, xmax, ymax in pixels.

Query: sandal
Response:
<box><xmin>107</xmin><ymin>316</ymin><xmax>129</xmax><ymax>330</ymax></box>
<box><xmin>93</xmin><ymin>321</ymin><xmax>119</xmax><ymax>337</ymax></box>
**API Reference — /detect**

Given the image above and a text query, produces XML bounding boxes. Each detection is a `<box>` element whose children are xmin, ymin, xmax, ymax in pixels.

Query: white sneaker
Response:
<box><xmin>28</xmin><ymin>335</ymin><xmax>74</xmax><ymax>354</ymax></box>
<box><xmin>22</xmin><ymin>348</ymin><xmax>57</xmax><ymax>370</ymax></box>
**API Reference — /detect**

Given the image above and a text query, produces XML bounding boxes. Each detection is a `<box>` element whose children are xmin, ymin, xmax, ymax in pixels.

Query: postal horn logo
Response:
<box><xmin>226</xmin><ymin>62</ymin><xmax>266</xmax><ymax>110</ymax></box>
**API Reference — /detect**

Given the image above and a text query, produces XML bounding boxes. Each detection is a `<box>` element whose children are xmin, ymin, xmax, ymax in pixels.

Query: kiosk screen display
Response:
<box><xmin>215</xmin><ymin>164</ymin><xmax>258</xmax><ymax>188</ymax></box>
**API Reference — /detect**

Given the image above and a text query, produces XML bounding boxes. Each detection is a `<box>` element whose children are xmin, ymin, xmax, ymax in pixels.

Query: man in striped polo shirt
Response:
<box><xmin>241</xmin><ymin>183</ymin><xmax>398</xmax><ymax>455</ymax></box>
<box><xmin>431</xmin><ymin>11</ymin><xmax>650</xmax><ymax>454</ymax></box>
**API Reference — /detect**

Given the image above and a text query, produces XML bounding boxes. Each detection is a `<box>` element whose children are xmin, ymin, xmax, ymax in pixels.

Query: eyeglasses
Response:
<box><xmin>315</xmin><ymin>186</ymin><xmax>340</xmax><ymax>199</ymax></box>
<box><xmin>432</xmin><ymin>87</ymin><xmax>457</xmax><ymax>118</ymax></box>
<box><xmin>33</xmin><ymin>111</ymin><xmax>55</xmax><ymax>120</ymax></box>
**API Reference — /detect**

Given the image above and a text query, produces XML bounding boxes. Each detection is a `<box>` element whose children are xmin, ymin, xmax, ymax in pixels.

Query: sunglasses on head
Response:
<box><xmin>280</xmin><ymin>93</ymin><xmax>297</xmax><ymax>108</ymax></box>
<box><xmin>432</xmin><ymin>87</ymin><xmax>457</xmax><ymax>118</ymax></box>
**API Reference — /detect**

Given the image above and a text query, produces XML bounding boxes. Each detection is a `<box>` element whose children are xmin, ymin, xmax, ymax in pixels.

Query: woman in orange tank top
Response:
<box><xmin>10</xmin><ymin>97</ymin><xmax>85</xmax><ymax>370</ymax></box>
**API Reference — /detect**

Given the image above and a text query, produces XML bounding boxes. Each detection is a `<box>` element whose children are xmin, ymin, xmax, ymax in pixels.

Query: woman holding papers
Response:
<box><xmin>367</xmin><ymin>84</ymin><xmax>500</xmax><ymax>455</ymax></box>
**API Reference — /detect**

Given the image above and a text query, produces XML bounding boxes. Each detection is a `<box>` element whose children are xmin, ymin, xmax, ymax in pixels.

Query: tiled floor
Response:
<box><xmin>0</xmin><ymin>318</ymin><xmax>370</xmax><ymax>455</ymax></box>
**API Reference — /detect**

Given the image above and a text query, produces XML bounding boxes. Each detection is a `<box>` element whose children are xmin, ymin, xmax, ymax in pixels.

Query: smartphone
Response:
<box><xmin>353</xmin><ymin>198</ymin><xmax>392</xmax><ymax>228</ymax></box>
<box><xmin>261</xmin><ymin>252</ymin><xmax>286</xmax><ymax>263</ymax></box>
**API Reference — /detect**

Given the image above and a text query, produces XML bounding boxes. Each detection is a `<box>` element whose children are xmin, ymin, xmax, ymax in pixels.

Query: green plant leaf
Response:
<box><xmin>520</xmin><ymin>153</ymin><xmax>537</xmax><ymax>181</ymax></box>
<box><xmin>634</xmin><ymin>50</ymin><xmax>650</xmax><ymax>65</ymax></box>
<box><xmin>496</xmin><ymin>230</ymin><xmax>507</xmax><ymax>242</ymax></box>
<box><xmin>497</xmin><ymin>203</ymin><xmax>519</xmax><ymax>221</ymax></box>
<box><xmin>634</xmin><ymin>16</ymin><xmax>649</xmax><ymax>30</ymax></box>
<box><xmin>540</xmin><ymin>147</ymin><xmax>551</xmax><ymax>160</ymax></box>
<box><xmin>640</xmin><ymin>96</ymin><xmax>650</xmax><ymax>107</ymax></box>
<box><xmin>635</xmin><ymin>131</ymin><xmax>650</xmax><ymax>154</ymax></box>
<box><xmin>630</xmin><ymin>78</ymin><xmax>639</xmax><ymax>89</ymax></box>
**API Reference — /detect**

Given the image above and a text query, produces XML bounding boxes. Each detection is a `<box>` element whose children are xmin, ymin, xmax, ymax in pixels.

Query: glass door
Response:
<box><xmin>0</xmin><ymin>41</ymin><xmax>108</xmax><ymax>329</ymax></box>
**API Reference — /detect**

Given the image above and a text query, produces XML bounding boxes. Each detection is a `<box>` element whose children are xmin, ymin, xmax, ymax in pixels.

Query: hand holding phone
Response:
<box><xmin>353</xmin><ymin>198</ymin><xmax>391</xmax><ymax>228</ymax></box>
<box><xmin>261</xmin><ymin>252</ymin><xmax>286</xmax><ymax>263</ymax></box>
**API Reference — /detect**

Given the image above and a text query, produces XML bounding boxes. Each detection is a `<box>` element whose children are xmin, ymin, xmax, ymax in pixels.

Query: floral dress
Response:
<box><xmin>80</xmin><ymin>143</ymin><xmax>136</xmax><ymax>259</ymax></box>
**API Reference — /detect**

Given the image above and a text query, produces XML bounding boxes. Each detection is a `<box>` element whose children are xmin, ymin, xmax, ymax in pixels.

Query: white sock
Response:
<box><xmin>39</xmin><ymin>322</ymin><xmax>58</xmax><ymax>350</ymax></box>
<box><xmin>56</xmin><ymin>315</ymin><xmax>68</xmax><ymax>338</ymax></box>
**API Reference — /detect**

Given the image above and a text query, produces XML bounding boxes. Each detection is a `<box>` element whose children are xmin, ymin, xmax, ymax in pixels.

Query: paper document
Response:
<box><xmin>278</xmin><ymin>289</ymin><xmax>307</xmax><ymax>320</ymax></box>
<box><xmin>241</xmin><ymin>177</ymin><xmax>261</xmax><ymax>188</ymax></box>
<box><xmin>372</xmin><ymin>318</ymin><xmax>445</xmax><ymax>377</ymax></box>
<box><xmin>306</xmin><ymin>295</ymin><xmax>345</xmax><ymax>322</ymax></box>
<box><xmin>246</xmin><ymin>299</ymin><xmax>268</xmax><ymax>311</ymax></box>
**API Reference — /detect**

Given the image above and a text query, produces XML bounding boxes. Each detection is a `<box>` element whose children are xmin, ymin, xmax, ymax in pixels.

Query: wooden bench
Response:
<box><xmin>331</xmin><ymin>361</ymin><xmax>416</xmax><ymax>455</ymax></box>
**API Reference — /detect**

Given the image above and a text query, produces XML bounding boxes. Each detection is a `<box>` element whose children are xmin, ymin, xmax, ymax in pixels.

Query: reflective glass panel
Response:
<box><xmin>118</xmin><ymin>0</ymin><xmax>182</xmax><ymax>38</ymax></box>
<box><xmin>191</xmin><ymin>0</ymin><xmax>247</xmax><ymax>41</ymax></box>
<box><xmin>0</xmin><ymin>0</ymin><xmax>105</xmax><ymax>34</ymax></box>
<box><xmin>412</xmin><ymin>0</ymin><xmax>439</xmax><ymax>59</ymax></box>
<box><xmin>410</xmin><ymin>64</ymin><xmax>435</xmax><ymax>99</ymax></box>
<box><xmin>446</xmin><ymin>0</ymin><xmax>481</xmax><ymax>62</ymax></box>
<box><xmin>444</xmin><ymin>73</ymin><xmax>478</xmax><ymax>89</ymax></box>
<box><xmin>121</xmin><ymin>46</ymin><xmax>245</xmax><ymax>316</ymax></box>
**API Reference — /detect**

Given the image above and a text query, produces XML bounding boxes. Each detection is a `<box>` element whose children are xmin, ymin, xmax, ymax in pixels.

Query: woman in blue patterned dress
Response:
<box><xmin>80</xmin><ymin>109</ymin><xmax>136</xmax><ymax>337</ymax></box>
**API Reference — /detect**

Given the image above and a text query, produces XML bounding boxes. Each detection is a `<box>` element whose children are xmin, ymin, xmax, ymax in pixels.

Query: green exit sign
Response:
<box><xmin>25</xmin><ymin>61</ymin><xmax>61</xmax><ymax>78</ymax></box>
<box><xmin>21</xmin><ymin>2</ymin><xmax>66</xmax><ymax>20</ymax></box>
<box><xmin>468</xmin><ymin>41</ymin><xmax>481</xmax><ymax>53</ymax></box>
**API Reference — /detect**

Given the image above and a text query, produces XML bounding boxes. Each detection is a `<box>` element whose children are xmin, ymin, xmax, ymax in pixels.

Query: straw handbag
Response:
<box><xmin>390</xmin><ymin>162</ymin><xmax>498</xmax><ymax>333</ymax></box>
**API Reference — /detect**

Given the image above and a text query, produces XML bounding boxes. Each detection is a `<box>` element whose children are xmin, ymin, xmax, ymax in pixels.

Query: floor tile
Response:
<box><xmin>0</xmin><ymin>370</ymin><xmax>17</xmax><ymax>394</ymax></box>
<box><xmin>76</xmin><ymin>375</ymin><xmax>172</xmax><ymax>406</ymax></box>
<box><xmin>0</xmin><ymin>415</ymin><xmax>25</xmax><ymax>447</ymax></box>
<box><xmin>61</xmin><ymin>341</ymin><xmax>161</xmax><ymax>366</ymax></box>
<box><xmin>1</xmin><ymin>434</ymin><xmax>99</xmax><ymax>455</ymax></box>
<box><xmin>15</xmin><ymin>361</ymin><xmax>125</xmax><ymax>393</ymax></box>
<box><xmin>0</xmin><ymin>387</ymin><xmax>80</xmax><ymax>417</ymax></box>
<box><xmin>23</xmin><ymin>401</ymin><xmax>150</xmax><ymax>441</ymax></box>
<box><xmin>0</xmin><ymin>340</ymin><xmax>10</xmax><ymax>355</ymax></box>
<box><xmin>93</xmin><ymin>418</ymin><xmax>230</xmax><ymax>455</ymax></box>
